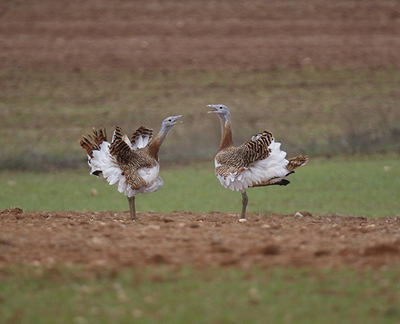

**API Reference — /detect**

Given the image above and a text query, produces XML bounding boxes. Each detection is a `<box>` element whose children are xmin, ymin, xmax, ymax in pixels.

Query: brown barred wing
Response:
<box><xmin>109</xmin><ymin>126</ymin><xmax>134</xmax><ymax>164</ymax></box>
<box><xmin>215</xmin><ymin>131</ymin><xmax>274</xmax><ymax>177</ymax></box>
<box><xmin>241</xmin><ymin>131</ymin><xmax>274</xmax><ymax>166</ymax></box>
<box><xmin>80</xmin><ymin>127</ymin><xmax>107</xmax><ymax>158</ymax></box>
<box><xmin>130</xmin><ymin>126</ymin><xmax>153</xmax><ymax>149</ymax></box>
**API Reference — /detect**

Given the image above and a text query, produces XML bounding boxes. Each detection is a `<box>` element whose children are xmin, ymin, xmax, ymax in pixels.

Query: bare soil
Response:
<box><xmin>1</xmin><ymin>208</ymin><xmax>400</xmax><ymax>269</ymax></box>
<box><xmin>1</xmin><ymin>0</ymin><xmax>399</xmax><ymax>70</ymax></box>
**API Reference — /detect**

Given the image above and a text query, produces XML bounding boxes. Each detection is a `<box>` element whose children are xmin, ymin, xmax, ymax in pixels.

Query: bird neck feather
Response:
<box><xmin>147</xmin><ymin>124</ymin><xmax>169</xmax><ymax>160</ymax></box>
<box><xmin>218</xmin><ymin>118</ymin><xmax>233</xmax><ymax>151</ymax></box>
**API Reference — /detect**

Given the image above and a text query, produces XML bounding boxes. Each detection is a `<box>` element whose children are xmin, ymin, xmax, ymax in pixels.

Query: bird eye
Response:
<box><xmin>168</xmin><ymin>119</ymin><xmax>172</xmax><ymax>122</ymax></box>
<box><xmin>219</xmin><ymin>107</ymin><xmax>222</xmax><ymax>109</ymax></box>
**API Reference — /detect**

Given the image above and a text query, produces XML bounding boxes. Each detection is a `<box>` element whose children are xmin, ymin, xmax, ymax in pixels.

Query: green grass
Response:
<box><xmin>1</xmin><ymin>155</ymin><xmax>399</xmax><ymax>217</ymax></box>
<box><xmin>1</xmin><ymin>266</ymin><xmax>399</xmax><ymax>324</ymax></box>
<box><xmin>1</xmin><ymin>68</ymin><xmax>399</xmax><ymax>169</ymax></box>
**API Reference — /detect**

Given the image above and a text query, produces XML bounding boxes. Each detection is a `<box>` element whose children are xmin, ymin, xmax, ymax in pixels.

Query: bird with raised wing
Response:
<box><xmin>80</xmin><ymin>115</ymin><xmax>183</xmax><ymax>220</ymax></box>
<box><xmin>207</xmin><ymin>104</ymin><xmax>307</xmax><ymax>219</ymax></box>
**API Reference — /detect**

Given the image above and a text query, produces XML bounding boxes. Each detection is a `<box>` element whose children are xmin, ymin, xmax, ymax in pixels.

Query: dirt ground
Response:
<box><xmin>1</xmin><ymin>208</ymin><xmax>399</xmax><ymax>269</ymax></box>
<box><xmin>1</xmin><ymin>0</ymin><xmax>399</xmax><ymax>70</ymax></box>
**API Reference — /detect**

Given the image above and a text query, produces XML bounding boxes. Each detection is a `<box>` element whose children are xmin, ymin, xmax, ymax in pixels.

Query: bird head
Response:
<box><xmin>161</xmin><ymin>115</ymin><xmax>184</xmax><ymax>129</ymax></box>
<box><xmin>207</xmin><ymin>104</ymin><xmax>231</xmax><ymax>119</ymax></box>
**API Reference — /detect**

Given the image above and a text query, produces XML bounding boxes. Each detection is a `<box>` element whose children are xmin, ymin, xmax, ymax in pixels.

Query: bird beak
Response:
<box><xmin>207</xmin><ymin>104</ymin><xmax>218</xmax><ymax>113</ymax></box>
<box><xmin>172</xmin><ymin>115</ymin><xmax>184</xmax><ymax>124</ymax></box>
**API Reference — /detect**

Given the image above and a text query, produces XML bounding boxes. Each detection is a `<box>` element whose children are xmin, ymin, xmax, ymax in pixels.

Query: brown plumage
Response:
<box><xmin>250</xmin><ymin>177</ymin><xmax>290</xmax><ymax>187</ymax></box>
<box><xmin>79</xmin><ymin>115</ymin><xmax>183</xmax><ymax>221</ymax></box>
<box><xmin>109</xmin><ymin>126</ymin><xmax>135</xmax><ymax>164</ymax></box>
<box><xmin>79</xmin><ymin>127</ymin><xmax>107</xmax><ymax>158</ymax></box>
<box><xmin>207</xmin><ymin>103</ymin><xmax>308</xmax><ymax>219</ymax></box>
<box><xmin>131</xmin><ymin>126</ymin><xmax>153</xmax><ymax>146</ymax></box>
<box><xmin>215</xmin><ymin>131</ymin><xmax>274</xmax><ymax>178</ymax></box>
<box><xmin>287</xmin><ymin>155</ymin><xmax>309</xmax><ymax>172</ymax></box>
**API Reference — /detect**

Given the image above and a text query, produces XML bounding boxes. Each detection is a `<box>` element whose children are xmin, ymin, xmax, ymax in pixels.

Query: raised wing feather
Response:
<box><xmin>131</xmin><ymin>126</ymin><xmax>153</xmax><ymax>150</ymax></box>
<box><xmin>109</xmin><ymin>126</ymin><xmax>134</xmax><ymax>164</ymax></box>
<box><xmin>215</xmin><ymin>130</ymin><xmax>274</xmax><ymax>177</ymax></box>
<box><xmin>80</xmin><ymin>127</ymin><xmax>107</xmax><ymax>158</ymax></box>
<box><xmin>243</xmin><ymin>131</ymin><xmax>274</xmax><ymax>166</ymax></box>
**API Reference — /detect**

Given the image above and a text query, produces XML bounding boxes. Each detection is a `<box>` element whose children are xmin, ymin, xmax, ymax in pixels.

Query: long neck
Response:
<box><xmin>218</xmin><ymin>115</ymin><xmax>233</xmax><ymax>151</ymax></box>
<box><xmin>147</xmin><ymin>124</ymin><xmax>170</xmax><ymax>160</ymax></box>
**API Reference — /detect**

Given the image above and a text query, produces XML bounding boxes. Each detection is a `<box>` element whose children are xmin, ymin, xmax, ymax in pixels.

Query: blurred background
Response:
<box><xmin>1</xmin><ymin>3</ymin><xmax>400</xmax><ymax>322</ymax></box>
<box><xmin>1</xmin><ymin>0</ymin><xmax>399</xmax><ymax>170</ymax></box>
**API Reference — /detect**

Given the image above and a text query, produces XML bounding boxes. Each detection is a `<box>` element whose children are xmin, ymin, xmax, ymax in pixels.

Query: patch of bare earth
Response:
<box><xmin>1</xmin><ymin>208</ymin><xmax>400</xmax><ymax>269</ymax></box>
<box><xmin>0</xmin><ymin>0</ymin><xmax>399</xmax><ymax>70</ymax></box>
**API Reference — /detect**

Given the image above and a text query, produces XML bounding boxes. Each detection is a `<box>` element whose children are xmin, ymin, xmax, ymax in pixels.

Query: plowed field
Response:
<box><xmin>1</xmin><ymin>208</ymin><xmax>399</xmax><ymax>269</ymax></box>
<box><xmin>1</xmin><ymin>0</ymin><xmax>399</xmax><ymax>70</ymax></box>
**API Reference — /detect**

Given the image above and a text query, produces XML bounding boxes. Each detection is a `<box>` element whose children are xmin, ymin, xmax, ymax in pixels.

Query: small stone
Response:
<box><xmin>144</xmin><ymin>295</ymin><xmax>155</xmax><ymax>304</ymax></box>
<box><xmin>117</xmin><ymin>290</ymin><xmax>128</xmax><ymax>302</ymax></box>
<box><xmin>73</xmin><ymin>316</ymin><xmax>87</xmax><ymax>324</ymax></box>
<box><xmin>239</xmin><ymin>218</ymin><xmax>247</xmax><ymax>223</ymax></box>
<box><xmin>90</xmin><ymin>188</ymin><xmax>98</xmax><ymax>196</ymax></box>
<box><xmin>132</xmin><ymin>309</ymin><xmax>143</xmax><ymax>318</ymax></box>
<box><xmin>248</xmin><ymin>287</ymin><xmax>260</xmax><ymax>304</ymax></box>
<box><xmin>294</xmin><ymin>212</ymin><xmax>304</xmax><ymax>217</ymax></box>
<box><xmin>89</xmin><ymin>237</ymin><xmax>104</xmax><ymax>246</ymax></box>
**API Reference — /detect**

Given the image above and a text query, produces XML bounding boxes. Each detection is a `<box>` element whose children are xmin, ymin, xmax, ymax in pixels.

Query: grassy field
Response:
<box><xmin>1</xmin><ymin>68</ymin><xmax>399</xmax><ymax>169</ymax></box>
<box><xmin>1</xmin><ymin>266</ymin><xmax>399</xmax><ymax>324</ymax></box>
<box><xmin>1</xmin><ymin>155</ymin><xmax>399</xmax><ymax>217</ymax></box>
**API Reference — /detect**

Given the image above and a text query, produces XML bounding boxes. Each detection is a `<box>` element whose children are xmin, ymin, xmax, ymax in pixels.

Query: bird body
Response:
<box><xmin>207</xmin><ymin>104</ymin><xmax>307</xmax><ymax>218</ymax></box>
<box><xmin>80</xmin><ymin>115</ymin><xmax>183</xmax><ymax>220</ymax></box>
<box><xmin>215</xmin><ymin>136</ymin><xmax>290</xmax><ymax>192</ymax></box>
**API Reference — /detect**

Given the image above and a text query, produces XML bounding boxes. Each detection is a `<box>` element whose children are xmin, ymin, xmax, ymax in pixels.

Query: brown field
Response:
<box><xmin>1</xmin><ymin>0</ymin><xmax>399</xmax><ymax>71</ymax></box>
<box><xmin>1</xmin><ymin>0</ymin><xmax>400</xmax><ymax>168</ymax></box>
<box><xmin>1</xmin><ymin>208</ymin><xmax>400</xmax><ymax>269</ymax></box>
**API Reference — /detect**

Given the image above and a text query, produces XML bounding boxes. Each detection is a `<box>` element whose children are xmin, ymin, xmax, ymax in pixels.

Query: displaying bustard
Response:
<box><xmin>207</xmin><ymin>104</ymin><xmax>307</xmax><ymax>219</ymax></box>
<box><xmin>80</xmin><ymin>115</ymin><xmax>183</xmax><ymax>220</ymax></box>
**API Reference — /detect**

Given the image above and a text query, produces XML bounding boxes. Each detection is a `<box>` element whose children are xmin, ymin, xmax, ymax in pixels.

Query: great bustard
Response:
<box><xmin>80</xmin><ymin>115</ymin><xmax>183</xmax><ymax>220</ymax></box>
<box><xmin>207</xmin><ymin>104</ymin><xmax>307</xmax><ymax>219</ymax></box>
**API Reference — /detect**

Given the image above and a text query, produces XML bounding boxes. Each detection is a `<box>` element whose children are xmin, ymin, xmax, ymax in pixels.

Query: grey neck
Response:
<box><xmin>218</xmin><ymin>113</ymin><xmax>231</xmax><ymax>137</ymax></box>
<box><xmin>157</xmin><ymin>124</ymin><xmax>171</xmax><ymax>145</ymax></box>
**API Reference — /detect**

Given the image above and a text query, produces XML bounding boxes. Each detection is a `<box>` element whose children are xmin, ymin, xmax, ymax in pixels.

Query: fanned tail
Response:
<box><xmin>287</xmin><ymin>155</ymin><xmax>308</xmax><ymax>172</ymax></box>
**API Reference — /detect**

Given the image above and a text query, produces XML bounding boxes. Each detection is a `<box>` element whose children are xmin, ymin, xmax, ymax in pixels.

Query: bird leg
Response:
<box><xmin>241</xmin><ymin>191</ymin><xmax>248</xmax><ymax>219</ymax></box>
<box><xmin>128</xmin><ymin>196</ymin><xmax>136</xmax><ymax>221</ymax></box>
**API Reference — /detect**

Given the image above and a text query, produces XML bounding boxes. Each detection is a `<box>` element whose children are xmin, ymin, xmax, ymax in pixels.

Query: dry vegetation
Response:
<box><xmin>1</xmin><ymin>0</ymin><xmax>400</xmax><ymax>169</ymax></box>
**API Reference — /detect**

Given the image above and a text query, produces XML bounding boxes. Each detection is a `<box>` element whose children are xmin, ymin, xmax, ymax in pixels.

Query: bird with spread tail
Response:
<box><xmin>79</xmin><ymin>115</ymin><xmax>183</xmax><ymax>220</ymax></box>
<box><xmin>207</xmin><ymin>104</ymin><xmax>308</xmax><ymax>219</ymax></box>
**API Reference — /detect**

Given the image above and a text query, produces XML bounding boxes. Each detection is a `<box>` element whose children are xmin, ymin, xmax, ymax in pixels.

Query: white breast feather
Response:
<box><xmin>215</xmin><ymin>139</ymin><xmax>289</xmax><ymax>192</ymax></box>
<box><xmin>87</xmin><ymin>142</ymin><xmax>162</xmax><ymax>197</ymax></box>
